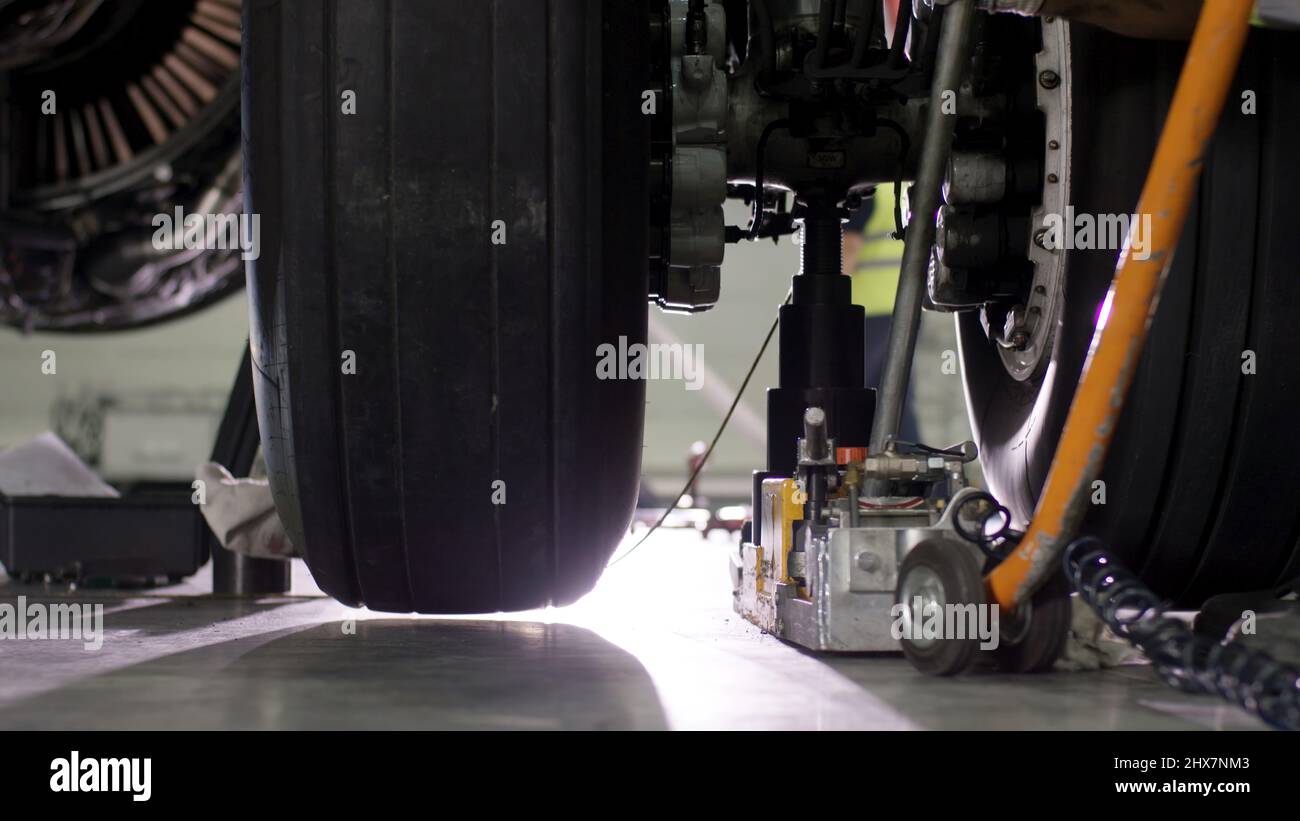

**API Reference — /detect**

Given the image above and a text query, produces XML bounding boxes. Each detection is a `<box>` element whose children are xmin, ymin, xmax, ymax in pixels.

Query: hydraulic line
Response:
<box><xmin>751</xmin><ymin>0</ymin><xmax>776</xmax><ymax>82</ymax></box>
<box><xmin>851</xmin><ymin>0</ymin><xmax>876</xmax><ymax>67</ymax></box>
<box><xmin>869</xmin><ymin>0</ymin><xmax>975</xmax><ymax>453</ymax></box>
<box><xmin>1066</xmin><ymin>538</ymin><xmax>1300</xmax><ymax>731</ymax></box>
<box><xmin>747</xmin><ymin>118</ymin><xmax>790</xmax><ymax>240</ymax></box>
<box><xmin>987</xmin><ymin>0</ymin><xmax>1255</xmax><ymax>609</ymax></box>
<box><xmin>812</xmin><ymin>0</ymin><xmax>837</xmax><ymax>70</ymax></box>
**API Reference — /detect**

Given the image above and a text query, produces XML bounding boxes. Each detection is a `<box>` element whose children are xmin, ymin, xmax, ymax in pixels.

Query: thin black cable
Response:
<box><xmin>951</xmin><ymin>489</ymin><xmax>1019</xmax><ymax>562</ymax></box>
<box><xmin>607</xmin><ymin>294</ymin><xmax>788</xmax><ymax>567</ymax></box>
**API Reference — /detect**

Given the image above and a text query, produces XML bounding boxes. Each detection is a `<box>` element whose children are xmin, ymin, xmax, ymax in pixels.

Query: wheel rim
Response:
<box><xmin>999</xmin><ymin>597</ymin><xmax>1034</xmax><ymax>646</ymax></box>
<box><xmin>898</xmin><ymin>564</ymin><xmax>947</xmax><ymax>651</ymax></box>
<box><xmin>991</xmin><ymin>18</ymin><xmax>1072</xmax><ymax>382</ymax></box>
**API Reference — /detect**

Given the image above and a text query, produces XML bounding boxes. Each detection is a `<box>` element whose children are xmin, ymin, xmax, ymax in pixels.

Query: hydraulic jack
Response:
<box><xmin>736</xmin><ymin>0</ymin><xmax>1256</xmax><ymax>677</ymax></box>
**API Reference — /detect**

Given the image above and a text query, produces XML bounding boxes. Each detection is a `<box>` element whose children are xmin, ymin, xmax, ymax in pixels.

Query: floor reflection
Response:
<box><xmin>0</xmin><ymin>528</ymin><xmax>1268</xmax><ymax>730</ymax></box>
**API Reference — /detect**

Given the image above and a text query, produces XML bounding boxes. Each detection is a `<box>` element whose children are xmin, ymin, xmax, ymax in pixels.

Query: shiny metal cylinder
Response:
<box><xmin>943</xmin><ymin>150</ymin><xmax>1007</xmax><ymax>204</ymax></box>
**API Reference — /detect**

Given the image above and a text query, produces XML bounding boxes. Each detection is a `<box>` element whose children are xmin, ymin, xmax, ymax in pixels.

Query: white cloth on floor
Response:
<box><xmin>0</xmin><ymin>431</ymin><xmax>118</xmax><ymax>498</ymax></box>
<box><xmin>1056</xmin><ymin>596</ymin><xmax>1144</xmax><ymax>671</ymax></box>
<box><xmin>196</xmin><ymin>462</ymin><xmax>298</xmax><ymax>559</ymax></box>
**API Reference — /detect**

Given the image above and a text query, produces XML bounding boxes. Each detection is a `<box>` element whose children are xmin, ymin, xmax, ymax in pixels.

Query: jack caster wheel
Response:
<box><xmin>991</xmin><ymin>571</ymin><xmax>1072</xmax><ymax>673</ymax></box>
<box><xmin>895</xmin><ymin>540</ymin><xmax>988</xmax><ymax>676</ymax></box>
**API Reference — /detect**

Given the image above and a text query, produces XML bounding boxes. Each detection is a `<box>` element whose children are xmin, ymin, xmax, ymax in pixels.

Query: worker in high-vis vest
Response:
<box><xmin>845</xmin><ymin>184</ymin><xmax>919</xmax><ymax>445</ymax></box>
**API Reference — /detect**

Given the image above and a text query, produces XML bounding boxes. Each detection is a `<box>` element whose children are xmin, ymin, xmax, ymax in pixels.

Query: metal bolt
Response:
<box><xmin>1033</xmin><ymin>228</ymin><xmax>1050</xmax><ymax>249</ymax></box>
<box><xmin>1001</xmin><ymin>304</ymin><xmax>1030</xmax><ymax>350</ymax></box>
<box><xmin>1039</xmin><ymin>70</ymin><xmax>1060</xmax><ymax>90</ymax></box>
<box><xmin>1047</xmin><ymin>173</ymin><xmax>1059</xmax><ymax>184</ymax></box>
<box><xmin>857</xmin><ymin>552</ymin><xmax>882</xmax><ymax>573</ymax></box>
<box><xmin>1048</xmin><ymin>139</ymin><xmax>1060</xmax><ymax>150</ymax></box>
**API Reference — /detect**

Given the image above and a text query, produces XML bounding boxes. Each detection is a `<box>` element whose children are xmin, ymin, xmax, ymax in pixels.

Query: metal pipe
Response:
<box><xmin>868</xmin><ymin>0</ymin><xmax>975</xmax><ymax>453</ymax></box>
<box><xmin>214</xmin><ymin>550</ymin><xmax>291</xmax><ymax>597</ymax></box>
<box><xmin>987</xmin><ymin>0</ymin><xmax>1254</xmax><ymax>610</ymax></box>
<box><xmin>812</xmin><ymin>0</ymin><xmax>837</xmax><ymax>70</ymax></box>
<box><xmin>751</xmin><ymin>0</ymin><xmax>776</xmax><ymax>80</ymax></box>
<box><xmin>851</xmin><ymin>0</ymin><xmax>876</xmax><ymax>67</ymax></box>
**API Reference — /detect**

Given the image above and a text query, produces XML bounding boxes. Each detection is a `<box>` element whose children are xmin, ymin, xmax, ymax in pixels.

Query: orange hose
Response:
<box><xmin>987</xmin><ymin>0</ymin><xmax>1255</xmax><ymax>609</ymax></box>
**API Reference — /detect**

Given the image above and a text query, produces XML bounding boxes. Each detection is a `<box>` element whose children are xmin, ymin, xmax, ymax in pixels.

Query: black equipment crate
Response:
<box><xmin>0</xmin><ymin>492</ymin><xmax>208</xmax><ymax>584</ymax></box>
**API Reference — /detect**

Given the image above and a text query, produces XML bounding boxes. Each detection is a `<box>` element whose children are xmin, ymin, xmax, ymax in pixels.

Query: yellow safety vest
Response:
<box><xmin>850</xmin><ymin>184</ymin><xmax>905</xmax><ymax>318</ymax></box>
